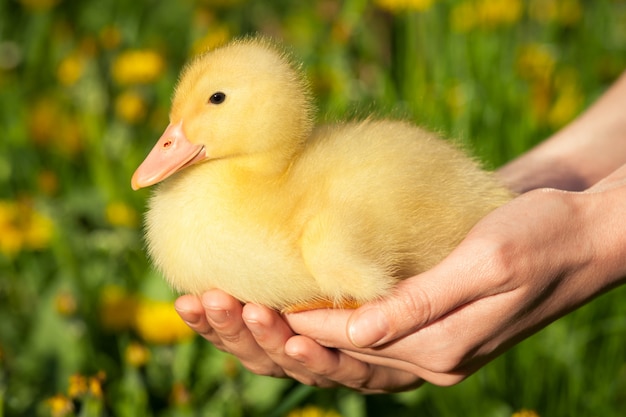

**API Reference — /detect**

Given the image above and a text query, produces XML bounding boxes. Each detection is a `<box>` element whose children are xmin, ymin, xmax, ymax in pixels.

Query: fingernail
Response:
<box><xmin>173</xmin><ymin>298</ymin><xmax>193</xmax><ymax>314</ymax></box>
<box><xmin>284</xmin><ymin>342</ymin><xmax>305</xmax><ymax>363</ymax></box>
<box><xmin>243</xmin><ymin>317</ymin><xmax>264</xmax><ymax>337</ymax></box>
<box><xmin>286</xmin><ymin>350</ymin><xmax>305</xmax><ymax>363</ymax></box>
<box><xmin>207</xmin><ymin>308</ymin><xmax>229</xmax><ymax>325</ymax></box>
<box><xmin>348</xmin><ymin>308</ymin><xmax>388</xmax><ymax>348</ymax></box>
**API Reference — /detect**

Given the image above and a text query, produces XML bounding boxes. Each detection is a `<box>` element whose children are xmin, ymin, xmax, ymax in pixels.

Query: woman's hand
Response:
<box><xmin>175</xmin><ymin>291</ymin><xmax>423</xmax><ymax>393</ymax></box>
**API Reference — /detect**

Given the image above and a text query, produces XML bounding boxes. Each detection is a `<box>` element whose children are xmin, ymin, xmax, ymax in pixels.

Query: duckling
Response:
<box><xmin>132</xmin><ymin>37</ymin><xmax>513</xmax><ymax>313</ymax></box>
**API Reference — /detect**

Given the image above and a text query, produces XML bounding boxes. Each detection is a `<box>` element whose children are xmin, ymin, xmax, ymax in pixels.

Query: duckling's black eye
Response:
<box><xmin>209</xmin><ymin>92</ymin><xmax>226</xmax><ymax>104</ymax></box>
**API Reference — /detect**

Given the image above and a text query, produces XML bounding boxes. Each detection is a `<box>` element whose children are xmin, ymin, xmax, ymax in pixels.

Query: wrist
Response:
<box><xmin>582</xmin><ymin>177</ymin><xmax>626</xmax><ymax>291</ymax></box>
<box><xmin>497</xmin><ymin>150</ymin><xmax>588</xmax><ymax>193</ymax></box>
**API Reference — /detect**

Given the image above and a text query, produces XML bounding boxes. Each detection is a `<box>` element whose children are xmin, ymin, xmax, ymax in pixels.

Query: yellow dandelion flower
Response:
<box><xmin>57</xmin><ymin>52</ymin><xmax>86</xmax><ymax>86</ymax></box>
<box><xmin>45</xmin><ymin>394</ymin><xmax>74</xmax><ymax>417</ymax></box>
<box><xmin>191</xmin><ymin>26</ymin><xmax>231</xmax><ymax>56</ymax></box>
<box><xmin>451</xmin><ymin>0</ymin><xmax>522</xmax><ymax>31</ymax></box>
<box><xmin>23</xmin><ymin>209</ymin><xmax>54</xmax><ymax>250</ymax></box>
<box><xmin>28</xmin><ymin>99</ymin><xmax>84</xmax><ymax>157</ymax></box>
<box><xmin>134</xmin><ymin>298</ymin><xmax>195</xmax><ymax>345</ymax></box>
<box><xmin>0</xmin><ymin>227</ymin><xmax>23</xmax><ymax>257</ymax></box>
<box><xmin>286</xmin><ymin>405</ymin><xmax>343</xmax><ymax>417</ymax></box>
<box><xmin>68</xmin><ymin>374</ymin><xmax>88</xmax><ymax>398</ymax></box>
<box><xmin>88</xmin><ymin>372</ymin><xmax>105</xmax><ymax>398</ymax></box>
<box><xmin>475</xmin><ymin>0</ymin><xmax>523</xmax><ymax>28</ymax></box>
<box><xmin>100</xmin><ymin>26</ymin><xmax>122</xmax><ymax>50</ymax></box>
<box><xmin>512</xmin><ymin>409</ymin><xmax>540</xmax><ymax>417</ymax></box>
<box><xmin>55</xmin><ymin>290</ymin><xmax>77</xmax><ymax>316</ymax></box>
<box><xmin>111</xmin><ymin>49</ymin><xmax>165</xmax><ymax>85</ymax></box>
<box><xmin>0</xmin><ymin>201</ymin><xmax>24</xmax><ymax>257</ymax></box>
<box><xmin>29</xmin><ymin>97</ymin><xmax>60</xmax><ymax>146</ymax></box>
<box><xmin>529</xmin><ymin>0</ymin><xmax>556</xmax><ymax>23</ymax></box>
<box><xmin>124</xmin><ymin>341</ymin><xmax>151</xmax><ymax>367</ymax></box>
<box><xmin>548</xmin><ymin>83</ymin><xmax>583</xmax><ymax>128</ymax></box>
<box><xmin>170</xmin><ymin>382</ymin><xmax>191</xmax><ymax>406</ymax></box>
<box><xmin>516</xmin><ymin>43</ymin><xmax>556</xmax><ymax>84</ymax></box>
<box><xmin>58</xmin><ymin>117</ymin><xmax>84</xmax><ymax>158</ymax></box>
<box><xmin>19</xmin><ymin>0</ymin><xmax>61</xmax><ymax>12</ymax></box>
<box><xmin>374</xmin><ymin>0</ymin><xmax>437</xmax><ymax>13</ymax></box>
<box><xmin>0</xmin><ymin>200</ymin><xmax>54</xmax><ymax>257</ymax></box>
<box><xmin>556</xmin><ymin>0</ymin><xmax>582</xmax><ymax>26</ymax></box>
<box><xmin>529</xmin><ymin>80</ymin><xmax>553</xmax><ymax>124</ymax></box>
<box><xmin>331</xmin><ymin>20</ymin><xmax>353</xmax><ymax>45</ymax></box>
<box><xmin>105</xmin><ymin>201</ymin><xmax>139</xmax><ymax>227</ymax></box>
<box><xmin>114</xmin><ymin>90</ymin><xmax>147</xmax><ymax>124</ymax></box>
<box><xmin>529</xmin><ymin>0</ymin><xmax>581</xmax><ymax>26</ymax></box>
<box><xmin>79</xmin><ymin>37</ymin><xmax>98</xmax><ymax>57</ymax></box>
<box><xmin>68</xmin><ymin>372</ymin><xmax>105</xmax><ymax>399</ymax></box>
<box><xmin>99</xmin><ymin>285</ymin><xmax>139</xmax><ymax>332</ymax></box>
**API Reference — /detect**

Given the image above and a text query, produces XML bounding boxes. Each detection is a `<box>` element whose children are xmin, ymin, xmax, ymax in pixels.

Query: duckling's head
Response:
<box><xmin>132</xmin><ymin>37</ymin><xmax>314</xmax><ymax>190</ymax></box>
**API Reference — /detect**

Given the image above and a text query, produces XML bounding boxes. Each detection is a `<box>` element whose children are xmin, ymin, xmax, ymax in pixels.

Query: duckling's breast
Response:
<box><xmin>144</xmin><ymin>163</ymin><xmax>317</xmax><ymax>310</ymax></box>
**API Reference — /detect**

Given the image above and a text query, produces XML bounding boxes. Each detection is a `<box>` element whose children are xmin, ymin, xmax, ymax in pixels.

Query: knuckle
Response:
<box><xmin>479</xmin><ymin>238</ymin><xmax>517</xmax><ymax>289</ymax></box>
<box><xmin>344</xmin><ymin>373</ymin><xmax>374</xmax><ymax>390</ymax></box>
<box><xmin>218</xmin><ymin>331</ymin><xmax>242</xmax><ymax>344</ymax></box>
<box><xmin>319</xmin><ymin>358</ymin><xmax>374</xmax><ymax>390</ymax></box>
<box><xmin>395</xmin><ymin>285</ymin><xmax>433</xmax><ymax>330</ymax></box>
<box><xmin>284</xmin><ymin>371</ymin><xmax>321</xmax><ymax>388</ymax></box>
<box><xmin>308</xmin><ymin>361</ymin><xmax>336</xmax><ymax>377</ymax></box>
<box><xmin>241</xmin><ymin>360</ymin><xmax>284</xmax><ymax>378</ymax></box>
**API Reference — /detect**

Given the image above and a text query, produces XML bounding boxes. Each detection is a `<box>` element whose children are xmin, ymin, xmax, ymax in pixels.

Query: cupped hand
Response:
<box><xmin>174</xmin><ymin>290</ymin><xmax>423</xmax><ymax>393</ymax></box>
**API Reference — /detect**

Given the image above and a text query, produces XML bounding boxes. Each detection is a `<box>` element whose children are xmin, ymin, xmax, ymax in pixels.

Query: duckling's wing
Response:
<box><xmin>299</xmin><ymin>208</ymin><xmax>399</xmax><ymax>306</ymax></box>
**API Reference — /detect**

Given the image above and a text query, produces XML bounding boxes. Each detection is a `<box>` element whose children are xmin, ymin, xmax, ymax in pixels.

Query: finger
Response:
<box><xmin>284</xmin><ymin>335</ymin><xmax>423</xmax><ymax>393</ymax></box>
<box><xmin>242</xmin><ymin>304</ymin><xmax>339</xmax><ymax>387</ymax></box>
<box><xmin>286</xmin><ymin>308</ymin><xmax>426</xmax><ymax>375</ymax></box>
<box><xmin>339</xmin><ymin>348</ymin><xmax>468</xmax><ymax>387</ymax></box>
<box><xmin>345</xmin><ymin>232</ymin><xmax>509</xmax><ymax>348</ymax></box>
<box><xmin>286</xmin><ymin>286</ymin><xmax>519</xmax><ymax>374</ymax></box>
<box><xmin>285</xmin><ymin>308</ymin><xmax>353</xmax><ymax>348</ymax></box>
<box><xmin>175</xmin><ymin>294</ymin><xmax>216</xmax><ymax>340</ymax></box>
<box><xmin>201</xmin><ymin>291</ymin><xmax>285</xmax><ymax>376</ymax></box>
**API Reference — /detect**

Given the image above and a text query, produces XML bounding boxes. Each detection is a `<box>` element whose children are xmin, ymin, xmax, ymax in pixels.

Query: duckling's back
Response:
<box><xmin>283</xmin><ymin>119</ymin><xmax>513</xmax><ymax>306</ymax></box>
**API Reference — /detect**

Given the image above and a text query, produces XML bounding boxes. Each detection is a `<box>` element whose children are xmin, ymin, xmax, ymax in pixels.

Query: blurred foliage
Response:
<box><xmin>1</xmin><ymin>0</ymin><xmax>626</xmax><ymax>416</ymax></box>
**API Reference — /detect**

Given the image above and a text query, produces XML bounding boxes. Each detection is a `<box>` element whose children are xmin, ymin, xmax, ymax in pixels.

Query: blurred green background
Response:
<box><xmin>1</xmin><ymin>0</ymin><xmax>626</xmax><ymax>416</ymax></box>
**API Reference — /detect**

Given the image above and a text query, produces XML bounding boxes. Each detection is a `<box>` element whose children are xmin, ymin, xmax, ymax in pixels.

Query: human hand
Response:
<box><xmin>175</xmin><ymin>290</ymin><xmax>423</xmax><ymax>393</ymax></box>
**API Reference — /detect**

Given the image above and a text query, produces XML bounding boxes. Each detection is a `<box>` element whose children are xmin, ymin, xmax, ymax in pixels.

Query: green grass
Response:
<box><xmin>1</xmin><ymin>0</ymin><xmax>626</xmax><ymax>416</ymax></box>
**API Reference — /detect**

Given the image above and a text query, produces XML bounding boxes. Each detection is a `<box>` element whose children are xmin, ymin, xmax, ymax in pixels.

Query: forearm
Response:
<box><xmin>498</xmin><ymin>71</ymin><xmax>626</xmax><ymax>193</ymax></box>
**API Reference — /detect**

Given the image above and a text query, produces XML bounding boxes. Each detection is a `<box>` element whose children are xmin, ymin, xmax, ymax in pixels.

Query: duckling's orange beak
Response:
<box><xmin>131</xmin><ymin>121</ymin><xmax>206</xmax><ymax>190</ymax></box>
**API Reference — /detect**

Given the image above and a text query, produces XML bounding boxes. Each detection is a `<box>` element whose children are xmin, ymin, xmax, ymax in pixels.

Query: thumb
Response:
<box><xmin>347</xmin><ymin>247</ymin><xmax>496</xmax><ymax>348</ymax></box>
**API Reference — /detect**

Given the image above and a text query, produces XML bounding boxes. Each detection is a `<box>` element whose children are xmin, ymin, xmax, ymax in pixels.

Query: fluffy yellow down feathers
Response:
<box><xmin>132</xmin><ymin>37</ymin><xmax>513</xmax><ymax>312</ymax></box>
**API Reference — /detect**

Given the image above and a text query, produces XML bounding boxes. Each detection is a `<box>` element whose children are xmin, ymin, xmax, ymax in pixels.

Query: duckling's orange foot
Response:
<box><xmin>281</xmin><ymin>298</ymin><xmax>362</xmax><ymax>313</ymax></box>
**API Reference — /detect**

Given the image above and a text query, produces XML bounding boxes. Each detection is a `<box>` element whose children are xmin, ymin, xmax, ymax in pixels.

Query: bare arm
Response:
<box><xmin>499</xmin><ymin>71</ymin><xmax>626</xmax><ymax>192</ymax></box>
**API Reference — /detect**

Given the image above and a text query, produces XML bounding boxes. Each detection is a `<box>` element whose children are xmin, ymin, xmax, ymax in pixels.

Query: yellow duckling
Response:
<box><xmin>132</xmin><ymin>37</ymin><xmax>513</xmax><ymax>312</ymax></box>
